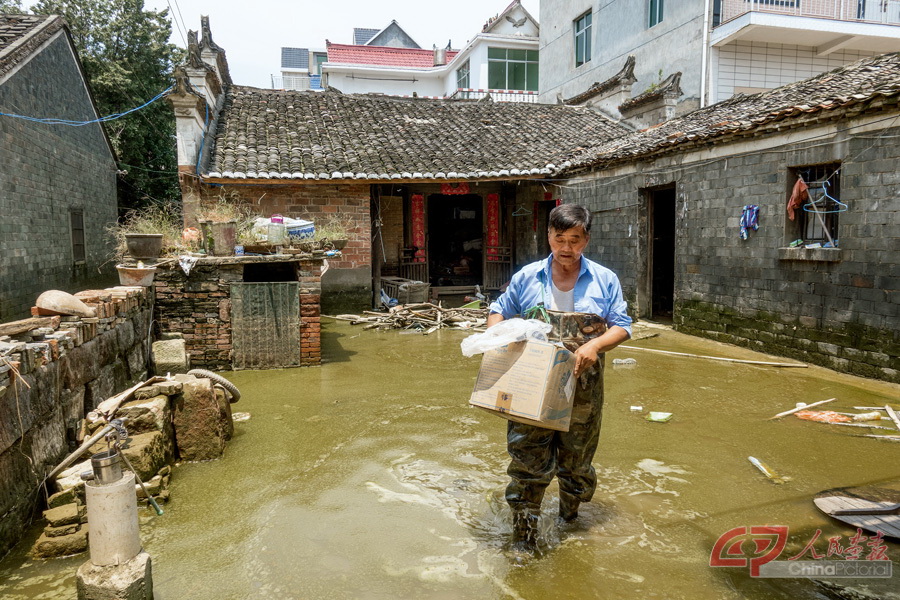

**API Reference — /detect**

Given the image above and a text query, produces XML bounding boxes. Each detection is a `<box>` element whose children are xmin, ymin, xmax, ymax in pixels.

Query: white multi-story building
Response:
<box><xmin>276</xmin><ymin>1</ymin><xmax>541</xmax><ymax>102</ymax></box>
<box><xmin>539</xmin><ymin>0</ymin><xmax>900</xmax><ymax>110</ymax></box>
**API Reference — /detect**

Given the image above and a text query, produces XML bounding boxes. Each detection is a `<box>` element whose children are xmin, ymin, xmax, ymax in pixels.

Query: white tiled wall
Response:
<box><xmin>715</xmin><ymin>41</ymin><xmax>876</xmax><ymax>101</ymax></box>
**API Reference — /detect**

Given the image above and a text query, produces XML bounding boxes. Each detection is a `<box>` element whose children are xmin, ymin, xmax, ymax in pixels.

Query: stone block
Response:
<box><xmin>117</xmin><ymin>395</ymin><xmax>171</xmax><ymax>436</ymax></box>
<box><xmin>150</xmin><ymin>339</ymin><xmax>189</xmax><ymax>375</ymax></box>
<box><xmin>44</xmin><ymin>502</ymin><xmax>80</xmax><ymax>527</ymax></box>
<box><xmin>119</xmin><ymin>430</ymin><xmax>174</xmax><ymax>482</ymax></box>
<box><xmin>48</xmin><ymin>487</ymin><xmax>78</xmax><ymax>509</ymax></box>
<box><xmin>46</xmin><ymin>522</ymin><xmax>80</xmax><ymax>537</ymax></box>
<box><xmin>31</xmin><ymin>524</ymin><xmax>88</xmax><ymax>559</ymax></box>
<box><xmin>77</xmin><ymin>550</ymin><xmax>153</xmax><ymax>600</ymax></box>
<box><xmin>170</xmin><ymin>375</ymin><xmax>226</xmax><ymax>461</ymax></box>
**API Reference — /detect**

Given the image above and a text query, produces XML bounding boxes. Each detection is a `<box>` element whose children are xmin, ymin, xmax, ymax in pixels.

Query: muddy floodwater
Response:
<box><xmin>1</xmin><ymin>322</ymin><xmax>898</xmax><ymax>599</ymax></box>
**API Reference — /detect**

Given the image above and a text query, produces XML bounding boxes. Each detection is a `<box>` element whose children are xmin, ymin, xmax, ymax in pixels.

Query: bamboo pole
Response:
<box><xmin>768</xmin><ymin>397</ymin><xmax>836</xmax><ymax>420</ymax></box>
<box><xmin>884</xmin><ymin>405</ymin><xmax>900</xmax><ymax>432</ymax></box>
<box><xmin>618</xmin><ymin>345</ymin><xmax>807</xmax><ymax>368</ymax></box>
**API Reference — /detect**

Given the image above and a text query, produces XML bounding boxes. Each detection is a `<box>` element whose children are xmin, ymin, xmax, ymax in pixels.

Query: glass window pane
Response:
<box><xmin>526</xmin><ymin>49</ymin><xmax>539</xmax><ymax>62</ymax></box>
<box><xmin>488</xmin><ymin>47</ymin><xmax>506</xmax><ymax>59</ymax></box>
<box><xmin>509</xmin><ymin>61</ymin><xmax>526</xmax><ymax>90</ymax></box>
<box><xmin>585</xmin><ymin>12</ymin><xmax>592</xmax><ymax>27</ymax></box>
<box><xmin>584</xmin><ymin>26</ymin><xmax>592</xmax><ymax>62</ymax></box>
<box><xmin>509</xmin><ymin>49</ymin><xmax>526</xmax><ymax>61</ymax></box>
<box><xmin>488</xmin><ymin>61</ymin><xmax>506</xmax><ymax>89</ymax></box>
<box><xmin>527</xmin><ymin>62</ymin><xmax>539</xmax><ymax>91</ymax></box>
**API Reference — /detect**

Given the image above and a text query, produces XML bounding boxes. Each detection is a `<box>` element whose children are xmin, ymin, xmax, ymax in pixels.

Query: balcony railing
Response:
<box><xmin>448</xmin><ymin>89</ymin><xmax>538</xmax><ymax>103</ymax></box>
<box><xmin>715</xmin><ymin>0</ymin><xmax>900</xmax><ymax>27</ymax></box>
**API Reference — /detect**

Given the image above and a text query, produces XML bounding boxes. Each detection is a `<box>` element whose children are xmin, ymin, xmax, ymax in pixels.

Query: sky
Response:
<box><xmin>139</xmin><ymin>0</ymin><xmax>541</xmax><ymax>88</ymax></box>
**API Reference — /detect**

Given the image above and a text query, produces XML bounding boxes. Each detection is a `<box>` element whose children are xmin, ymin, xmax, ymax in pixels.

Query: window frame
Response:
<box><xmin>649</xmin><ymin>0</ymin><xmax>665</xmax><ymax>28</ymax></box>
<box><xmin>574</xmin><ymin>11</ymin><xmax>592</xmax><ymax>68</ymax></box>
<box><xmin>456</xmin><ymin>59</ymin><xmax>470</xmax><ymax>89</ymax></box>
<box><xmin>70</xmin><ymin>209</ymin><xmax>86</xmax><ymax>264</ymax></box>
<box><xmin>487</xmin><ymin>47</ymin><xmax>539</xmax><ymax>91</ymax></box>
<box><xmin>788</xmin><ymin>163</ymin><xmax>842</xmax><ymax>246</ymax></box>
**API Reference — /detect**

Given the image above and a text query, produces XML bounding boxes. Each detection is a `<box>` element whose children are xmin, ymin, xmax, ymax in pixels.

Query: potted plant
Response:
<box><xmin>313</xmin><ymin>215</ymin><xmax>353</xmax><ymax>251</ymax></box>
<box><xmin>109</xmin><ymin>205</ymin><xmax>184</xmax><ymax>265</ymax></box>
<box><xmin>196</xmin><ymin>195</ymin><xmax>255</xmax><ymax>256</ymax></box>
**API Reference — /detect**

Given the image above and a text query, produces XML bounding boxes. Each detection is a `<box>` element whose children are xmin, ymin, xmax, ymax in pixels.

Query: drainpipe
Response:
<box><xmin>700</xmin><ymin>0</ymin><xmax>712</xmax><ymax>107</ymax></box>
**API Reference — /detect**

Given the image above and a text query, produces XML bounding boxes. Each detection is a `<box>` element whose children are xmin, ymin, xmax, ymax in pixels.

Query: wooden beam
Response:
<box><xmin>0</xmin><ymin>316</ymin><xmax>59</xmax><ymax>337</ymax></box>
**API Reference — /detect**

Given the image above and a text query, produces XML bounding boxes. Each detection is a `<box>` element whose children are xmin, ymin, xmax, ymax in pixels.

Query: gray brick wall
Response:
<box><xmin>559</xmin><ymin>123</ymin><xmax>900</xmax><ymax>382</ymax></box>
<box><xmin>0</xmin><ymin>33</ymin><xmax>118</xmax><ymax>321</ymax></box>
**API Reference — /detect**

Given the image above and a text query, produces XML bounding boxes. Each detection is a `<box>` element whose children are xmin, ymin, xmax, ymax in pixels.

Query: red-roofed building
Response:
<box><xmin>326</xmin><ymin>43</ymin><xmax>460</xmax><ymax>69</ymax></box>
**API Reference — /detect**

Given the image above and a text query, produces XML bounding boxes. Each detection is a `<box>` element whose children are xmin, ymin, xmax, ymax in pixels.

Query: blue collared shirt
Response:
<box><xmin>489</xmin><ymin>254</ymin><xmax>633</xmax><ymax>336</ymax></box>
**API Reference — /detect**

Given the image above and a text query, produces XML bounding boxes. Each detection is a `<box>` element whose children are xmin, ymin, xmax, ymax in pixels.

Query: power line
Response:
<box><xmin>170</xmin><ymin>0</ymin><xmax>190</xmax><ymax>47</ymax></box>
<box><xmin>165</xmin><ymin>0</ymin><xmax>187</xmax><ymax>47</ymax></box>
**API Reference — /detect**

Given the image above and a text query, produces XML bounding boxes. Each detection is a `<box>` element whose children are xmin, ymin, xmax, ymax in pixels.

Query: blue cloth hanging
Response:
<box><xmin>740</xmin><ymin>205</ymin><xmax>760</xmax><ymax>240</ymax></box>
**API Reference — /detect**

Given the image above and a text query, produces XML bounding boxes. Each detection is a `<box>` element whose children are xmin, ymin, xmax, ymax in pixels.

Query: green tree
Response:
<box><xmin>32</xmin><ymin>0</ymin><xmax>182</xmax><ymax>212</ymax></box>
<box><xmin>0</xmin><ymin>1</ymin><xmax>24</xmax><ymax>12</ymax></box>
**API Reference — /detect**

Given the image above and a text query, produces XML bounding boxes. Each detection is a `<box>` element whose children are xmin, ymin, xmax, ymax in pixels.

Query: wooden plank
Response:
<box><xmin>0</xmin><ymin>316</ymin><xmax>58</xmax><ymax>337</ymax></box>
<box><xmin>769</xmin><ymin>398</ymin><xmax>837</xmax><ymax>419</ymax></box>
<box><xmin>815</xmin><ymin>492</ymin><xmax>900</xmax><ymax>539</ymax></box>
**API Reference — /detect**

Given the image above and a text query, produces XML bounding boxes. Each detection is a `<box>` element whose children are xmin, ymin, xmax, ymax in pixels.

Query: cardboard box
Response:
<box><xmin>469</xmin><ymin>340</ymin><xmax>576</xmax><ymax>431</ymax></box>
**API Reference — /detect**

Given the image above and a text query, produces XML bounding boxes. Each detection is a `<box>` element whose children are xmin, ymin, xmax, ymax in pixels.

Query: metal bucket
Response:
<box><xmin>90</xmin><ymin>449</ymin><xmax>123</xmax><ymax>485</ymax></box>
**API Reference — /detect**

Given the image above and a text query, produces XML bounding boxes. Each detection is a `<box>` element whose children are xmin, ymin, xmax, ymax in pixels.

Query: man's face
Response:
<box><xmin>548</xmin><ymin>226</ymin><xmax>589</xmax><ymax>268</ymax></box>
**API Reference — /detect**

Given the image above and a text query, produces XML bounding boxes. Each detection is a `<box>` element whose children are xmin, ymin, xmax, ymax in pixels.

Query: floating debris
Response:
<box><xmin>748</xmin><ymin>456</ymin><xmax>791</xmax><ymax>484</ymax></box>
<box><xmin>646</xmin><ymin>412</ymin><xmax>672</xmax><ymax>423</ymax></box>
<box><xmin>327</xmin><ymin>303</ymin><xmax>488</xmax><ymax>333</ymax></box>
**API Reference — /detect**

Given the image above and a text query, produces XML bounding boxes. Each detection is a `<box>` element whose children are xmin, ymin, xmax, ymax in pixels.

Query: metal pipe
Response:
<box><xmin>701</xmin><ymin>0</ymin><xmax>713</xmax><ymax>108</ymax></box>
<box><xmin>46</xmin><ymin>424</ymin><xmax>115</xmax><ymax>482</ymax></box>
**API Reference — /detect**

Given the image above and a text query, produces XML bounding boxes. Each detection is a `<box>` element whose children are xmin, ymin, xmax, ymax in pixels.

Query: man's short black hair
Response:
<box><xmin>548</xmin><ymin>204</ymin><xmax>591</xmax><ymax>234</ymax></box>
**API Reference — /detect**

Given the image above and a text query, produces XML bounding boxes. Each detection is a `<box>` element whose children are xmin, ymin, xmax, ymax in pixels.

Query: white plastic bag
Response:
<box><xmin>460</xmin><ymin>318</ymin><xmax>552</xmax><ymax>357</ymax></box>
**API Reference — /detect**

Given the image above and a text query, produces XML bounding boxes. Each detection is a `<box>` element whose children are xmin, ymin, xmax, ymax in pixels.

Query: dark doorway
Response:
<box><xmin>649</xmin><ymin>188</ymin><xmax>676</xmax><ymax>320</ymax></box>
<box><xmin>427</xmin><ymin>194</ymin><xmax>483</xmax><ymax>287</ymax></box>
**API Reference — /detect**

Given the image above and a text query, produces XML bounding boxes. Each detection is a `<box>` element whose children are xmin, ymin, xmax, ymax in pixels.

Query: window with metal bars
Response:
<box><xmin>790</xmin><ymin>164</ymin><xmax>842</xmax><ymax>245</ymax></box>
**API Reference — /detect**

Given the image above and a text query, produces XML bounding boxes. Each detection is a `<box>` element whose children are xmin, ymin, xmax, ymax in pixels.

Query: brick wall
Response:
<box><xmin>155</xmin><ymin>256</ymin><xmax>322</xmax><ymax>368</ymax></box>
<box><xmin>0</xmin><ymin>286</ymin><xmax>151</xmax><ymax>557</ymax></box>
<box><xmin>181</xmin><ymin>181</ymin><xmax>370</xmax><ymax>311</ymax></box>
<box><xmin>565</xmin><ymin>122</ymin><xmax>900</xmax><ymax>382</ymax></box>
<box><xmin>0</xmin><ymin>33</ymin><xmax>118</xmax><ymax>322</ymax></box>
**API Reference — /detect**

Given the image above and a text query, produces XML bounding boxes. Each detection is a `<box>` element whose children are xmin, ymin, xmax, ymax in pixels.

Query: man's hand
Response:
<box><xmin>573</xmin><ymin>326</ymin><xmax>631</xmax><ymax>376</ymax></box>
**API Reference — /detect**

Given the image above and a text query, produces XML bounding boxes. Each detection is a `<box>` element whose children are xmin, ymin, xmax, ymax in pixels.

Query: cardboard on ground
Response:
<box><xmin>469</xmin><ymin>340</ymin><xmax>576</xmax><ymax>432</ymax></box>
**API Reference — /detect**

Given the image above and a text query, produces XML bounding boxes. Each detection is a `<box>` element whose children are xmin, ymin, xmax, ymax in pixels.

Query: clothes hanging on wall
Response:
<box><xmin>787</xmin><ymin>178</ymin><xmax>809</xmax><ymax>221</ymax></box>
<box><xmin>740</xmin><ymin>204</ymin><xmax>760</xmax><ymax>240</ymax></box>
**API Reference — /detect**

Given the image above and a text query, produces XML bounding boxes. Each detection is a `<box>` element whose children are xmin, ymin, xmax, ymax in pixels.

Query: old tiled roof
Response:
<box><xmin>0</xmin><ymin>14</ymin><xmax>62</xmax><ymax>78</ymax></box>
<box><xmin>203</xmin><ymin>87</ymin><xmax>630</xmax><ymax>181</ymax></box>
<box><xmin>567</xmin><ymin>52</ymin><xmax>900</xmax><ymax>171</ymax></box>
<box><xmin>326</xmin><ymin>42</ymin><xmax>458</xmax><ymax>68</ymax></box>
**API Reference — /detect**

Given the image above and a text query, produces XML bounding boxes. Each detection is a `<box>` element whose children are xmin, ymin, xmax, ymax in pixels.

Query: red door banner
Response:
<box><xmin>486</xmin><ymin>193</ymin><xmax>500</xmax><ymax>262</ymax></box>
<box><xmin>441</xmin><ymin>182</ymin><xmax>470</xmax><ymax>195</ymax></box>
<box><xmin>411</xmin><ymin>194</ymin><xmax>426</xmax><ymax>262</ymax></box>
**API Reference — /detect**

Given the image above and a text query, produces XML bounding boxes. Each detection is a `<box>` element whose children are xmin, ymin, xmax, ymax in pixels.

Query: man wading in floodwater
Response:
<box><xmin>487</xmin><ymin>204</ymin><xmax>632</xmax><ymax>553</ymax></box>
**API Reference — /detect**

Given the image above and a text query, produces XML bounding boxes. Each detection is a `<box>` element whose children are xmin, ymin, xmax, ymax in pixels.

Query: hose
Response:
<box><xmin>187</xmin><ymin>369</ymin><xmax>241</xmax><ymax>403</ymax></box>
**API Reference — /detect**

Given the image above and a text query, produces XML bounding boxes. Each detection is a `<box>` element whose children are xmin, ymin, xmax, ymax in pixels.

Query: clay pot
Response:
<box><xmin>124</xmin><ymin>234</ymin><xmax>163</xmax><ymax>260</ymax></box>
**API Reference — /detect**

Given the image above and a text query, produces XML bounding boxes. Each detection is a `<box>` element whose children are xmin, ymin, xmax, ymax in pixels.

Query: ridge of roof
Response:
<box><xmin>618</xmin><ymin>72</ymin><xmax>682</xmax><ymax>113</ymax></box>
<box><xmin>566</xmin><ymin>52</ymin><xmax>900</xmax><ymax>171</ymax></box>
<box><xmin>563</xmin><ymin>55</ymin><xmax>637</xmax><ymax>106</ymax></box>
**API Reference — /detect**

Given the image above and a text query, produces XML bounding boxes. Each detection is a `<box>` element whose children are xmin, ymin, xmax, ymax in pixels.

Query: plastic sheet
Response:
<box><xmin>460</xmin><ymin>318</ymin><xmax>552</xmax><ymax>357</ymax></box>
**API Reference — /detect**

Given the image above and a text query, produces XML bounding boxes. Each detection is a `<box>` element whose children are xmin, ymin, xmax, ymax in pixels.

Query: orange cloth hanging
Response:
<box><xmin>787</xmin><ymin>178</ymin><xmax>809</xmax><ymax>221</ymax></box>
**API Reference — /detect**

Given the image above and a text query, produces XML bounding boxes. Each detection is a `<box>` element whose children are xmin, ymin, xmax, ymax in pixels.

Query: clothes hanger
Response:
<box><xmin>512</xmin><ymin>205</ymin><xmax>532</xmax><ymax>216</ymax></box>
<box><xmin>803</xmin><ymin>179</ymin><xmax>847</xmax><ymax>214</ymax></box>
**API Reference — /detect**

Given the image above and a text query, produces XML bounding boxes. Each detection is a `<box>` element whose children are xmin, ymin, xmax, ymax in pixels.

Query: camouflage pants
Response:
<box><xmin>506</xmin><ymin>310</ymin><xmax>606</xmax><ymax>513</ymax></box>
